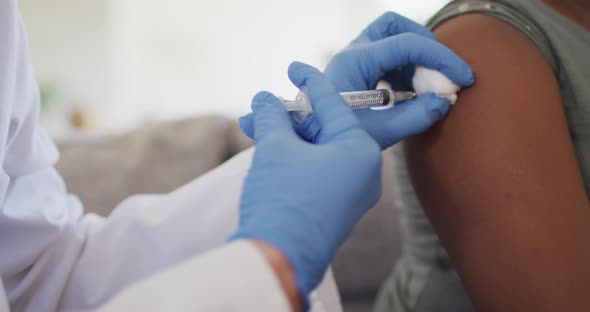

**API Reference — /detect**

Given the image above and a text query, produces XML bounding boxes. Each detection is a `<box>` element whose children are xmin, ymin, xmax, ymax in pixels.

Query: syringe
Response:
<box><xmin>280</xmin><ymin>89</ymin><xmax>416</xmax><ymax>112</ymax></box>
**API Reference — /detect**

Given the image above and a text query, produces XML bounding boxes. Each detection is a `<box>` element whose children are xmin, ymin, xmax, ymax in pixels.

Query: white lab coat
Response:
<box><xmin>0</xmin><ymin>1</ymin><xmax>342</xmax><ymax>311</ymax></box>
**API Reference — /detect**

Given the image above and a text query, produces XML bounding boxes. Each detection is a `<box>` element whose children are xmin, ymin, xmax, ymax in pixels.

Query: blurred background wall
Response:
<box><xmin>19</xmin><ymin>0</ymin><xmax>450</xmax><ymax>139</ymax></box>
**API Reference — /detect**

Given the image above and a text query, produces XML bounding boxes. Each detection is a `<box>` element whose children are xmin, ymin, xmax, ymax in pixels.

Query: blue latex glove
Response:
<box><xmin>231</xmin><ymin>62</ymin><xmax>382</xmax><ymax>309</ymax></box>
<box><xmin>241</xmin><ymin>12</ymin><xmax>475</xmax><ymax>149</ymax></box>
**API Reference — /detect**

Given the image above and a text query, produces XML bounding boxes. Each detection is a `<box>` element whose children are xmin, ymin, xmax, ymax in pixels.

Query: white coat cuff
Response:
<box><xmin>95</xmin><ymin>241</ymin><xmax>291</xmax><ymax>312</ymax></box>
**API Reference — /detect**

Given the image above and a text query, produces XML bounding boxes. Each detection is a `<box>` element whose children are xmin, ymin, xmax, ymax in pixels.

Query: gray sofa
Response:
<box><xmin>56</xmin><ymin>115</ymin><xmax>403</xmax><ymax>312</ymax></box>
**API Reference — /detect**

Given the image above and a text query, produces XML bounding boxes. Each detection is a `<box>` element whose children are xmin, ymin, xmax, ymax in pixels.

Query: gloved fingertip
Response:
<box><xmin>458</xmin><ymin>63</ymin><xmax>476</xmax><ymax>87</ymax></box>
<box><xmin>289</xmin><ymin>60</ymin><xmax>307</xmax><ymax>69</ymax></box>
<box><xmin>288</xmin><ymin>61</ymin><xmax>317</xmax><ymax>88</ymax></box>
<box><xmin>424</xmin><ymin>93</ymin><xmax>452</xmax><ymax>121</ymax></box>
<box><xmin>238</xmin><ymin>116</ymin><xmax>247</xmax><ymax>129</ymax></box>
<box><xmin>466</xmin><ymin>69</ymin><xmax>476</xmax><ymax>86</ymax></box>
<box><xmin>239</xmin><ymin>114</ymin><xmax>255</xmax><ymax>139</ymax></box>
<box><xmin>251</xmin><ymin>91</ymin><xmax>279</xmax><ymax>112</ymax></box>
<box><xmin>439</xmin><ymin>58</ymin><xmax>475</xmax><ymax>87</ymax></box>
<box><xmin>446</xmin><ymin>69</ymin><xmax>475</xmax><ymax>88</ymax></box>
<box><xmin>292</xmin><ymin>113</ymin><xmax>322</xmax><ymax>143</ymax></box>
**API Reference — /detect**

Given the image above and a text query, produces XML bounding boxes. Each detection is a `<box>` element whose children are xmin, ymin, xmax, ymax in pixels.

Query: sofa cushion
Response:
<box><xmin>56</xmin><ymin>115</ymin><xmax>243</xmax><ymax>216</ymax></box>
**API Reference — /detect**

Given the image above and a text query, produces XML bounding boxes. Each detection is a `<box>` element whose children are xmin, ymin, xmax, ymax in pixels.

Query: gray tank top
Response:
<box><xmin>387</xmin><ymin>0</ymin><xmax>590</xmax><ymax>310</ymax></box>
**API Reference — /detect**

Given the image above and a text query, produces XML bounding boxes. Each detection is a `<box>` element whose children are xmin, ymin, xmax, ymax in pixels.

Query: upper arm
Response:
<box><xmin>405</xmin><ymin>13</ymin><xmax>590</xmax><ymax>311</ymax></box>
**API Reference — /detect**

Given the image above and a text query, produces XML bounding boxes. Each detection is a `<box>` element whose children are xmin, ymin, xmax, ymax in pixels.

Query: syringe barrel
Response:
<box><xmin>280</xmin><ymin>88</ymin><xmax>413</xmax><ymax>115</ymax></box>
<box><xmin>340</xmin><ymin>89</ymin><xmax>393</xmax><ymax>109</ymax></box>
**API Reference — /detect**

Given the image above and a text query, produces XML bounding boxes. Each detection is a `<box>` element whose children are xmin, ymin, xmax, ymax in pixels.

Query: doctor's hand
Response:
<box><xmin>319</xmin><ymin>12</ymin><xmax>475</xmax><ymax>149</ymax></box>
<box><xmin>232</xmin><ymin>62</ymin><xmax>382</xmax><ymax>309</ymax></box>
<box><xmin>240</xmin><ymin>12</ymin><xmax>475</xmax><ymax>150</ymax></box>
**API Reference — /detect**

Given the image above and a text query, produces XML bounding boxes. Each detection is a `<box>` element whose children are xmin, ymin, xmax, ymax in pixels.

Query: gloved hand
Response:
<box><xmin>231</xmin><ymin>62</ymin><xmax>382</xmax><ymax>309</ymax></box>
<box><xmin>241</xmin><ymin>12</ymin><xmax>475</xmax><ymax>150</ymax></box>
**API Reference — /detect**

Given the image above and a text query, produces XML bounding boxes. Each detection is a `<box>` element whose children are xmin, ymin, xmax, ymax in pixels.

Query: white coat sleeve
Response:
<box><xmin>96</xmin><ymin>241</ymin><xmax>292</xmax><ymax>312</ymax></box>
<box><xmin>0</xmin><ymin>2</ymin><xmax>342</xmax><ymax>312</ymax></box>
<box><xmin>0</xmin><ymin>280</ymin><xmax>8</xmax><ymax>312</ymax></box>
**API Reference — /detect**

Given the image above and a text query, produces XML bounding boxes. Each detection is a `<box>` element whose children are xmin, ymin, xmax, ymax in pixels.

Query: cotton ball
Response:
<box><xmin>412</xmin><ymin>66</ymin><xmax>461</xmax><ymax>104</ymax></box>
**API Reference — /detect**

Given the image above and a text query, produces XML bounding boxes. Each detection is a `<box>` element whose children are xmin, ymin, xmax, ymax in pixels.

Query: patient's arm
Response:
<box><xmin>405</xmin><ymin>14</ymin><xmax>590</xmax><ymax>311</ymax></box>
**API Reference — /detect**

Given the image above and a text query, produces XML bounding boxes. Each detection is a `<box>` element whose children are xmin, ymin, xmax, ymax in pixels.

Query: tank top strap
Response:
<box><xmin>427</xmin><ymin>0</ymin><xmax>560</xmax><ymax>75</ymax></box>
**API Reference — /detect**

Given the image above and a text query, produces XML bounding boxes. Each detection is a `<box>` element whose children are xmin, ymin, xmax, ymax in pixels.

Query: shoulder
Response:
<box><xmin>404</xmin><ymin>12</ymin><xmax>576</xmax><ymax>205</ymax></box>
<box><xmin>420</xmin><ymin>13</ymin><xmax>564</xmax><ymax>145</ymax></box>
<box><xmin>433</xmin><ymin>12</ymin><xmax>557</xmax><ymax>92</ymax></box>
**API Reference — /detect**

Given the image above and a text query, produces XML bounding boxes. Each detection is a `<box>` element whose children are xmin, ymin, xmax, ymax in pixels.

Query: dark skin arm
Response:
<box><xmin>405</xmin><ymin>14</ymin><xmax>590</xmax><ymax>311</ymax></box>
